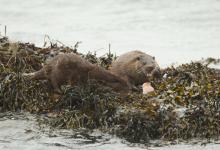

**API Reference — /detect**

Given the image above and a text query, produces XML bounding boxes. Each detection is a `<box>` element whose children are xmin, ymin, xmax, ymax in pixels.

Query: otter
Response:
<box><xmin>25</xmin><ymin>53</ymin><xmax>130</xmax><ymax>94</ymax></box>
<box><xmin>110</xmin><ymin>51</ymin><xmax>160</xmax><ymax>91</ymax></box>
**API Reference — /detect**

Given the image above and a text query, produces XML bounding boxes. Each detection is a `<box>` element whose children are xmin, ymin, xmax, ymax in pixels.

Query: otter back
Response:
<box><xmin>27</xmin><ymin>53</ymin><xmax>129</xmax><ymax>94</ymax></box>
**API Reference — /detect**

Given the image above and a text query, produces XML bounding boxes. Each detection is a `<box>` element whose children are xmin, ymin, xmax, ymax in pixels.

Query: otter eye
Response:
<box><xmin>136</xmin><ymin>57</ymin><xmax>141</xmax><ymax>61</ymax></box>
<box><xmin>152</xmin><ymin>57</ymin><xmax>155</xmax><ymax>60</ymax></box>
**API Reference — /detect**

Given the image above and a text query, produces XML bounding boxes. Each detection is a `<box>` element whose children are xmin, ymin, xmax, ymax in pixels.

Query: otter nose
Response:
<box><xmin>151</xmin><ymin>68</ymin><xmax>161</xmax><ymax>78</ymax></box>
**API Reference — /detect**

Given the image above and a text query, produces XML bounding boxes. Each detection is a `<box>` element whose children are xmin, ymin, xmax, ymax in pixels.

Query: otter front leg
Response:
<box><xmin>124</xmin><ymin>76</ymin><xmax>139</xmax><ymax>92</ymax></box>
<box><xmin>131</xmin><ymin>85</ymin><xmax>139</xmax><ymax>91</ymax></box>
<box><xmin>50</xmin><ymin>75</ymin><xmax>62</xmax><ymax>94</ymax></box>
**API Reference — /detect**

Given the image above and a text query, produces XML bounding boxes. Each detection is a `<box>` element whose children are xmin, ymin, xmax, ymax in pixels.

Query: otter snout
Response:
<box><xmin>143</xmin><ymin>65</ymin><xmax>161</xmax><ymax>79</ymax></box>
<box><xmin>151</xmin><ymin>68</ymin><xmax>161</xmax><ymax>79</ymax></box>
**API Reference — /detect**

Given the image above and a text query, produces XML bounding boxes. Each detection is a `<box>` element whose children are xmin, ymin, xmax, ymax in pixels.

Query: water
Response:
<box><xmin>1</xmin><ymin>113</ymin><xmax>220</xmax><ymax>150</ymax></box>
<box><xmin>0</xmin><ymin>113</ymin><xmax>145</xmax><ymax>150</ymax></box>
<box><xmin>0</xmin><ymin>0</ymin><xmax>220</xmax><ymax>68</ymax></box>
<box><xmin>0</xmin><ymin>0</ymin><xmax>220</xmax><ymax>149</ymax></box>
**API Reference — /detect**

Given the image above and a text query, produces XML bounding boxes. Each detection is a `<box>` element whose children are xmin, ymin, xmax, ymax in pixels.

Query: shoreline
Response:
<box><xmin>1</xmin><ymin>112</ymin><xmax>220</xmax><ymax>150</ymax></box>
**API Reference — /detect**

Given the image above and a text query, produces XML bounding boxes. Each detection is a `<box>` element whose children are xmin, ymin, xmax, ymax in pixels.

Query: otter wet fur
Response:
<box><xmin>24</xmin><ymin>53</ymin><xmax>130</xmax><ymax>94</ymax></box>
<box><xmin>110</xmin><ymin>51</ymin><xmax>161</xmax><ymax>91</ymax></box>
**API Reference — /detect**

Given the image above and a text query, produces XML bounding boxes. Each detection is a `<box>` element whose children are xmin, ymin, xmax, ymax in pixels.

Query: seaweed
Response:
<box><xmin>0</xmin><ymin>36</ymin><xmax>220</xmax><ymax>144</ymax></box>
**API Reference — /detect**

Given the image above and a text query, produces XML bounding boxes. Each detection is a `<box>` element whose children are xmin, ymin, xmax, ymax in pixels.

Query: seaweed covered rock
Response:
<box><xmin>0</xmin><ymin>36</ymin><xmax>220</xmax><ymax>144</ymax></box>
<box><xmin>103</xmin><ymin>62</ymin><xmax>219</xmax><ymax>143</ymax></box>
<box><xmin>0</xmin><ymin>38</ymin><xmax>51</xmax><ymax>112</ymax></box>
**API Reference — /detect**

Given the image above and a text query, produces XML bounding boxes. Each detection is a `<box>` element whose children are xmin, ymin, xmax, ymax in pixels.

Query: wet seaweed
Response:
<box><xmin>0</xmin><ymin>36</ymin><xmax>220</xmax><ymax>144</ymax></box>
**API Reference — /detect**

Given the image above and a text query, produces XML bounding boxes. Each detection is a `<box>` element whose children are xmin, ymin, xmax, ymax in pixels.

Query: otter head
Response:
<box><xmin>135</xmin><ymin>54</ymin><xmax>161</xmax><ymax>80</ymax></box>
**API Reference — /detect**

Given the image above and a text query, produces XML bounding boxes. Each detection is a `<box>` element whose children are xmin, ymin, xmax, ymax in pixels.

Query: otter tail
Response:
<box><xmin>23</xmin><ymin>69</ymin><xmax>46</xmax><ymax>80</ymax></box>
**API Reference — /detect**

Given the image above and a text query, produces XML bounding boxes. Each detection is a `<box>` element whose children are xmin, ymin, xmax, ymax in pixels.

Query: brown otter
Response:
<box><xmin>25</xmin><ymin>53</ymin><xmax>130</xmax><ymax>94</ymax></box>
<box><xmin>110</xmin><ymin>51</ymin><xmax>160</xmax><ymax>90</ymax></box>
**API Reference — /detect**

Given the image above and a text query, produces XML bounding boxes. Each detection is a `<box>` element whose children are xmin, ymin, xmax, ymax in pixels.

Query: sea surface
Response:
<box><xmin>0</xmin><ymin>0</ymin><xmax>220</xmax><ymax>149</ymax></box>
<box><xmin>0</xmin><ymin>0</ymin><xmax>220</xmax><ymax>68</ymax></box>
<box><xmin>1</xmin><ymin>113</ymin><xmax>220</xmax><ymax>150</ymax></box>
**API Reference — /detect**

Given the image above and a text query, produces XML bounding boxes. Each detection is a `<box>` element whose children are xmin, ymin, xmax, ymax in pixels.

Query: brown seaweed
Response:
<box><xmin>0</xmin><ymin>36</ymin><xmax>220</xmax><ymax>144</ymax></box>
